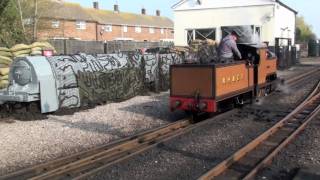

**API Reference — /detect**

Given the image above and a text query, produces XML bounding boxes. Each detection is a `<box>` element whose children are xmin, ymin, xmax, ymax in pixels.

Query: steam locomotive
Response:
<box><xmin>170</xmin><ymin>44</ymin><xmax>278</xmax><ymax>118</ymax></box>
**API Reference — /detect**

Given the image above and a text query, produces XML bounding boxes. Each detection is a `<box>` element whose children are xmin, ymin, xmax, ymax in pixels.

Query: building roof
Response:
<box><xmin>275</xmin><ymin>0</ymin><xmax>298</xmax><ymax>14</ymax></box>
<box><xmin>40</xmin><ymin>1</ymin><xmax>173</xmax><ymax>28</ymax></box>
<box><xmin>41</xmin><ymin>1</ymin><xmax>95</xmax><ymax>22</ymax></box>
<box><xmin>172</xmin><ymin>0</ymin><xmax>297</xmax><ymax>14</ymax></box>
<box><xmin>87</xmin><ymin>9</ymin><xmax>173</xmax><ymax>28</ymax></box>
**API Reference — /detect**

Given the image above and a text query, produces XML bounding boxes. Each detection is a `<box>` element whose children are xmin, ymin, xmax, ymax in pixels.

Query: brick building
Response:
<box><xmin>37</xmin><ymin>1</ymin><xmax>174</xmax><ymax>42</ymax></box>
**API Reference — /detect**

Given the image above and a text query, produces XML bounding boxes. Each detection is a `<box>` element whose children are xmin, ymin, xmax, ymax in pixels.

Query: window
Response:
<box><xmin>123</xmin><ymin>25</ymin><xmax>128</xmax><ymax>33</ymax></box>
<box><xmin>160</xmin><ymin>28</ymin><xmax>164</xmax><ymax>34</ymax></box>
<box><xmin>221</xmin><ymin>25</ymin><xmax>261</xmax><ymax>43</ymax></box>
<box><xmin>76</xmin><ymin>21</ymin><xmax>86</xmax><ymax>30</ymax></box>
<box><xmin>135</xmin><ymin>26</ymin><xmax>142</xmax><ymax>33</ymax></box>
<box><xmin>187</xmin><ymin>28</ymin><xmax>216</xmax><ymax>45</ymax></box>
<box><xmin>104</xmin><ymin>25</ymin><xmax>112</xmax><ymax>32</ymax></box>
<box><xmin>23</xmin><ymin>18</ymin><xmax>33</xmax><ymax>26</ymax></box>
<box><xmin>52</xmin><ymin>20</ymin><xmax>60</xmax><ymax>28</ymax></box>
<box><xmin>149</xmin><ymin>27</ymin><xmax>155</xmax><ymax>34</ymax></box>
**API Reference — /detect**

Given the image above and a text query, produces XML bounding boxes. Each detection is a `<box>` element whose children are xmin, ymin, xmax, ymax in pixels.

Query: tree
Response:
<box><xmin>0</xmin><ymin>0</ymin><xmax>26</xmax><ymax>47</ymax></box>
<box><xmin>18</xmin><ymin>0</ymin><xmax>52</xmax><ymax>41</ymax></box>
<box><xmin>296</xmin><ymin>16</ymin><xmax>316</xmax><ymax>43</ymax></box>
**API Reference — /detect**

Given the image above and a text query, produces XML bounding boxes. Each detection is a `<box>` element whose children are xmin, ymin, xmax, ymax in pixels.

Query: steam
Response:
<box><xmin>277</xmin><ymin>84</ymin><xmax>291</xmax><ymax>94</ymax></box>
<box><xmin>238</xmin><ymin>26</ymin><xmax>262</xmax><ymax>45</ymax></box>
<box><xmin>223</xmin><ymin>26</ymin><xmax>263</xmax><ymax>45</ymax></box>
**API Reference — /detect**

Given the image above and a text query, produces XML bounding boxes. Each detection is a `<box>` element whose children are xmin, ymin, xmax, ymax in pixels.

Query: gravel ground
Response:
<box><xmin>1</xmin><ymin>58</ymin><xmax>320</xmax><ymax>178</ymax></box>
<box><xmin>0</xmin><ymin>93</ymin><xmax>185</xmax><ymax>175</ymax></box>
<box><xmin>88</xmin><ymin>61</ymin><xmax>320</xmax><ymax>180</ymax></box>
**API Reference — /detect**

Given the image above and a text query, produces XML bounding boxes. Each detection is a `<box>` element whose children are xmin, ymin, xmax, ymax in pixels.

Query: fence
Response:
<box><xmin>275</xmin><ymin>46</ymin><xmax>299</xmax><ymax>70</ymax></box>
<box><xmin>48</xmin><ymin>40</ymin><xmax>174</xmax><ymax>55</ymax></box>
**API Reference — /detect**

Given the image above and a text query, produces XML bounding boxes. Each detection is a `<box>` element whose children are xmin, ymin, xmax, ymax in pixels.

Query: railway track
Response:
<box><xmin>199</xmin><ymin>80</ymin><xmax>320</xmax><ymax>180</ymax></box>
<box><xmin>284</xmin><ymin>67</ymin><xmax>320</xmax><ymax>86</ymax></box>
<box><xmin>1</xmin><ymin>67</ymin><xmax>319</xmax><ymax>180</ymax></box>
<box><xmin>0</xmin><ymin>120</ymin><xmax>191</xmax><ymax>180</ymax></box>
<box><xmin>0</xmin><ymin>110</ymin><xmax>235</xmax><ymax>180</ymax></box>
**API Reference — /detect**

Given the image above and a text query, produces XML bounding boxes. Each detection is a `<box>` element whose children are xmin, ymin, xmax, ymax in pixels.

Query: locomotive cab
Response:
<box><xmin>238</xmin><ymin>44</ymin><xmax>278</xmax><ymax>95</ymax></box>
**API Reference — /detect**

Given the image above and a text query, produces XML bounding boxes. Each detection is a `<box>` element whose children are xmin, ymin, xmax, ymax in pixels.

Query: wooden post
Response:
<box><xmin>154</xmin><ymin>53</ymin><xmax>160</xmax><ymax>93</ymax></box>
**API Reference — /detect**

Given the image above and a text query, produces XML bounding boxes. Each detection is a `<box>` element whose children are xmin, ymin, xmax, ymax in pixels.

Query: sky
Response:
<box><xmin>65</xmin><ymin>0</ymin><xmax>320</xmax><ymax>37</ymax></box>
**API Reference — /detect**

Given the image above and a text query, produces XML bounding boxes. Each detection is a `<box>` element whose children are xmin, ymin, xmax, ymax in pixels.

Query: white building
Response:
<box><xmin>173</xmin><ymin>0</ymin><xmax>297</xmax><ymax>47</ymax></box>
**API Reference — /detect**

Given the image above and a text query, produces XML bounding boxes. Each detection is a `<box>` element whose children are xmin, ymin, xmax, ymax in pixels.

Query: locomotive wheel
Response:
<box><xmin>190</xmin><ymin>112</ymin><xmax>199</xmax><ymax>124</ymax></box>
<box><xmin>186</xmin><ymin>111</ymin><xmax>199</xmax><ymax>124</ymax></box>
<box><xmin>13</xmin><ymin>103</ymin><xmax>28</xmax><ymax>114</ymax></box>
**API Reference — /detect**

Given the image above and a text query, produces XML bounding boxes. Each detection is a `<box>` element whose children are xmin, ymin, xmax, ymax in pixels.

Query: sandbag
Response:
<box><xmin>0</xmin><ymin>80</ymin><xmax>9</xmax><ymax>89</ymax></box>
<box><xmin>13</xmin><ymin>49</ymin><xmax>31</xmax><ymax>57</ymax></box>
<box><xmin>11</xmin><ymin>44</ymin><xmax>31</xmax><ymax>52</ymax></box>
<box><xmin>0</xmin><ymin>64</ymin><xmax>10</xmax><ymax>68</ymax></box>
<box><xmin>0</xmin><ymin>68</ymin><xmax>9</xmax><ymax>76</ymax></box>
<box><xmin>1</xmin><ymin>75</ymin><xmax>8</xmax><ymax>80</ymax></box>
<box><xmin>15</xmin><ymin>54</ymin><xmax>29</xmax><ymax>58</ymax></box>
<box><xmin>0</xmin><ymin>47</ymin><xmax>10</xmax><ymax>52</ymax></box>
<box><xmin>32</xmin><ymin>42</ymin><xmax>57</xmax><ymax>54</ymax></box>
<box><xmin>0</xmin><ymin>51</ymin><xmax>13</xmax><ymax>57</ymax></box>
<box><xmin>0</xmin><ymin>55</ymin><xmax>12</xmax><ymax>65</ymax></box>
<box><xmin>31</xmin><ymin>51</ymin><xmax>42</xmax><ymax>56</ymax></box>
<box><xmin>31</xmin><ymin>47</ymin><xmax>42</xmax><ymax>51</ymax></box>
<box><xmin>31</xmin><ymin>42</ymin><xmax>54</xmax><ymax>49</ymax></box>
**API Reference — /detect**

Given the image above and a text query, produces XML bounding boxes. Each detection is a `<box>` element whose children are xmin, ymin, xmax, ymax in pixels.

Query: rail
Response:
<box><xmin>199</xmin><ymin>80</ymin><xmax>320</xmax><ymax>180</ymax></box>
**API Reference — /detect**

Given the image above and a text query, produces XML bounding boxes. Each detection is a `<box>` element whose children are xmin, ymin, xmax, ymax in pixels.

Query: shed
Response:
<box><xmin>173</xmin><ymin>0</ymin><xmax>297</xmax><ymax>47</ymax></box>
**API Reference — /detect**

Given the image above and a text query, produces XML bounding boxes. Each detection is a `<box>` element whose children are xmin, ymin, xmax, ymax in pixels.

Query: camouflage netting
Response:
<box><xmin>158</xmin><ymin>53</ymin><xmax>183</xmax><ymax>91</ymax></box>
<box><xmin>78</xmin><ymin>67</ymin><xmax>144</xmax><ymax>104</ymax></box>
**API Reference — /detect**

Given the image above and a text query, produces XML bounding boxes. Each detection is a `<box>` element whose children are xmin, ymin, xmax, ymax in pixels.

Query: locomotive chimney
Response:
<box><xmin>156</xmin><ymin>10</ymin><xmax>160</xmax><ymax>16</ymax></box>
<box><xmin>93</xmin><ymin>1</ymin><xmax>99</xmax><ymax>9</ymax></box>
<box><xmin>114</xmin><ymin>4</ymin><xmax>119</xmax><ymax>13</ymax></box>
<box><xmin>141</xmin><ymin>8</ymin><xmax>146</xmax><ymax>15</ymax></box>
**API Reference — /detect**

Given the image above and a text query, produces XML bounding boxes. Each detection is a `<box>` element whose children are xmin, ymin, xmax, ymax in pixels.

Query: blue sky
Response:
<box><xmin>65</xmin><ymin>0</ymin><xmax>320</xmax><ymax>37</ymax></box>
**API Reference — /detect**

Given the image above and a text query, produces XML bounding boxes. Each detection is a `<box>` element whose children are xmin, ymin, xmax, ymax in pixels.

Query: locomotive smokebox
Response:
<box><xmin>0</xmin><ymin>56</ymin><xmax>59</xmax><ymax>113</ymax></box>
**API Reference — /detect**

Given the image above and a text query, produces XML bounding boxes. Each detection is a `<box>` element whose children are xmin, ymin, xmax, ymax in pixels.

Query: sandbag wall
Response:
<box><xmin>0</xmin><ymin>48</ymin><xmax>12</xmax><ymax>89</ymax></box>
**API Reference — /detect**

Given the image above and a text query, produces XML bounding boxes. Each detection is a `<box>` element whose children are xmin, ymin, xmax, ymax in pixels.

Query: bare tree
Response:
<box><xmin>14</xmin><ymin>0</ymin><xmax>51</xmax><ymax>42</ymax></box>
<box><xmin>16</xmin><ymin>0</ymin><xmax>25</xmax><ymax>33</ymax></box>
<box><xmin>33</xmin><ymin>0</ymin><xmax>37</xmax><ymax>41</ymax></box>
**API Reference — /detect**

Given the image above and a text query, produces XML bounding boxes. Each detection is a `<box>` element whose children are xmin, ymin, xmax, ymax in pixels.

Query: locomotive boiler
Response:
<box><xmin>170</xmin><ymin>44</ymin><xmax>278</xmax><ymax>117</ymax></box>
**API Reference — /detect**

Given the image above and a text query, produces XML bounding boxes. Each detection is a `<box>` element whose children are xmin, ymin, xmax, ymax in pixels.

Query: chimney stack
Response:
<box><xmin>93</xmin><ymin>1</ymin><xmax>99</xmax><ymax>9</ymax></box>
<box><xmin>156</xmin><ymin>10</ymin><xmax>160</xmax><ymax>16</ymax></box>
<box><xmin>114</xmin><ymin>4</ymin><xmax>119</xmax><ymax>13</ymax></box>
<box><xmin>141</xmin><ymin>8</ymin><xmax>146</xmax><ymax>15</ymax></box>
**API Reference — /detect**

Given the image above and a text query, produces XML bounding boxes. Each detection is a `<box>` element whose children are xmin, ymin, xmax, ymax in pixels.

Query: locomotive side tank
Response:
<box><xmin>170</xmin><ymin>44</ymin><xmax>278</xmax><ymax>114</ymax></box>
